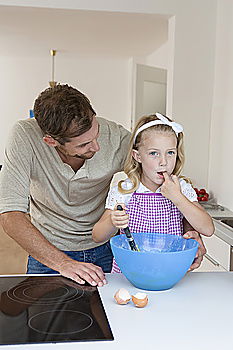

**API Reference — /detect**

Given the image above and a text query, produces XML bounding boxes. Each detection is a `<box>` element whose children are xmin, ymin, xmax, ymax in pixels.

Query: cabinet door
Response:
<box><xmin>202</xmin><ymin>234</ymin><xmax>231</xmax><ymax>271</ymax></box>
<box><xmin>193</xmin><ymin>256</ymin><xmax>226</xmax><ymax>272</ymax></box>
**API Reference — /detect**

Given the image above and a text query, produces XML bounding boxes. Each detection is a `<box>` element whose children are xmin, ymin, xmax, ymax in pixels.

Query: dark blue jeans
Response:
<box><xmin>27</xmin><ymin>242</ymin><xmax>113</xmax><ymax>274</ymax></box>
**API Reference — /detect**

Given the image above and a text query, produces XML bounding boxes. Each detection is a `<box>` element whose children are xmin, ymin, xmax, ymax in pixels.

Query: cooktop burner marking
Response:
<box><xmin>28</xmin><ymin>310</ymin><xmax>93</xmax><ymax>335</ymax></box>
<box><xmin>7</xmin><ymin>282</ymin><xmax>84</xmax><ymax>305</ymax></box>
<box><xmin>22</xmin><ymin>285</ymin><xmax>70</xmax><ymax>300</ymax></box>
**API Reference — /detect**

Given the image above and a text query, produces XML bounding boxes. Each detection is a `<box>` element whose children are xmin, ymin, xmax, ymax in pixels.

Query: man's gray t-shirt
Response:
<box><xmin>0</xmin><ymin>117</ymin><xmax>130</xmax><ymax>250</ymax></box>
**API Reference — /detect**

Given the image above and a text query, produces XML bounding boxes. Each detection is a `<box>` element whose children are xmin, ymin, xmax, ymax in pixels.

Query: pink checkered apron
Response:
<box><xmin>111</xmin><ymin>192</ymin><xmax>183</xmax><ymax>273</ymax></box>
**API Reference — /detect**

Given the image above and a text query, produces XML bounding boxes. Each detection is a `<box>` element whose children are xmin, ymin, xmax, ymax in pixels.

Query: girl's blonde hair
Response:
<box><xmin>118</xmin><ymin>114</ymin><xmax>185</xmax><ymax>194</ymax></box>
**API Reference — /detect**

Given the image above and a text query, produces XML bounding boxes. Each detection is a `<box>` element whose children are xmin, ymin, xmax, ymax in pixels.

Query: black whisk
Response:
<box><xmin>116</xmin><ymin>205</ymin><xmax>140</xmax><ymax>252</ymax></box>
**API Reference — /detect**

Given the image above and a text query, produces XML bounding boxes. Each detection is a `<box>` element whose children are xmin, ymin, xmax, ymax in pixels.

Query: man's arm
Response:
<box><xmin>1</xmin><ymin>211</ymin><xmax>106</xmax><ymax>286</ymax></box>
<box><xmin>183</xmin><ymin>218</ymin><xmax>207</xmax><ymax>271</ymax></box>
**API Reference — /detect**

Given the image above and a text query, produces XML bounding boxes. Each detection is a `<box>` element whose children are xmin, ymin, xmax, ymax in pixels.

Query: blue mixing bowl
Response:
<box><xmin>110</xmin><ymin>233</ymin><xmax>199</xmax><ymax>291</ymax></box>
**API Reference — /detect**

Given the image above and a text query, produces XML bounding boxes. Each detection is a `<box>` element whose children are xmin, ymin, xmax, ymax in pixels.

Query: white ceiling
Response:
<box><xmin>0</xmin><ymin>6</ymin><xmax>168</xmax><ymax>57</ymax></box>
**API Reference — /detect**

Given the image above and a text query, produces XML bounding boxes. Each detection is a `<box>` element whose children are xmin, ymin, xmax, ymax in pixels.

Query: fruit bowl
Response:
<box><xmin>110</xmin><ymin>233</ymin><xmax>199</xmax><ymax>291</ymax></box>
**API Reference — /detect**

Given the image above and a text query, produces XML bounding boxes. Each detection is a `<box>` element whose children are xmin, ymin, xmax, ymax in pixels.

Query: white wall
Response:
<box><xmin>0</xmin><ymin>53</ymin><xmax>132</xmax><ymax>164</ymax></box>
<box><xmin>145</xmin><ymin>15</ymin><xmax>175</xmax><ymax>70</ymax></box>
<box><xmin>134</xmin><ymin>16</ymin><xmax>175</xmax><ymax>122</ymax></box>
<box><xmin>0</xmin><ymin>0</ymin><xmax>218</xmax><ymax>196</ymax></box>
<box><xmin>0</xmin><ymin>5</ymin><xmax>167</xmax><ymax>164</ymax></box>
<box><xmin>209</xmin><ymin>0</ymin><xmax>233</xmax><ymax>211</ymax></box>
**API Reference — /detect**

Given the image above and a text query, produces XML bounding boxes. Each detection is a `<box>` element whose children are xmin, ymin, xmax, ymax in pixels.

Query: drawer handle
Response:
<box><xmin>205</xmin><ymin>253</ymin><xmax>220</xmax><ymax>266</ymax></box>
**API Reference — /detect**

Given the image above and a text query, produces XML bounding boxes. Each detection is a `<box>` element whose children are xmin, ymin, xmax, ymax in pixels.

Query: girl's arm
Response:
<box><xmin>92</xmin><ymin>209</ymin><xmax>117</xmax><ymax>243</ymax></box>
<box><xmin>161</xmin><ymin>173</ymin><xmax>214</xmax><ymax>237</ymax></box>
<box><xmin>92</xmin><ymin>205</ymin><xmax>129</xmax><ymax>243</ymax></box>
<box><xmin>176</xmin><ymin>198</ymin><xmax>214</xmax><ymax>236</ymax></box>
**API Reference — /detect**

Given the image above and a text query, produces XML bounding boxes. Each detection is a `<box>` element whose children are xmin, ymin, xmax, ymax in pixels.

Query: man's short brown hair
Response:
<box><xmin>33</xmin><ymin>84</ymin><xmax>96</xmax><ymax>144</ymax></box>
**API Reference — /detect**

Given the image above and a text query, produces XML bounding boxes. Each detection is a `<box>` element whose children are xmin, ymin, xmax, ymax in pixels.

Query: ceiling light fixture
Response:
<box><xmin>49</xmin><ymin>49</ymin><xmax>57</xmax><ymax>88</ymax></box>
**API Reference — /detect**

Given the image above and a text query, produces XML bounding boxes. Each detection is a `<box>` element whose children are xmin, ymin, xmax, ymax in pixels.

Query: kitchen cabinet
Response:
<box><xmin>197</xmin><ymin>204</ymin><xmax>233</xmax><ymax>272</ymax></box>
<box><xmin>195</xmin><ymin>256</ymin><xmax>226</xmax><ymax>272</ymax></box>
<box><xmin>194</xmin><ymin>231</ymin><xmax>231</xmax><ymax>272</ymax></box>
<box><xmin>201</xmin><ymin>233</ymin><xmax>231</xmax><ymax>271</ymax></box>
<box><xmin>0</xmin><ymin>224</ymin><xmax>28</xmax><ymax>274</ymax></box>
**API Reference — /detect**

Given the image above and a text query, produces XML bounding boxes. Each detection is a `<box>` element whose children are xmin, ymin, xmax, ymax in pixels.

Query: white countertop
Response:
<box><xmin>1</xmin><ymin>272</ymin><xmax>233</xmax><ymax>350</ymax></box>
<box><xmin>201</xmin><ymin>202</ymin><xmax>233</xmax><ymax>219</ymax></box>
<box><xmin>201</xmin><ymin>203</ymin><xmax>233</xmax><ymax>245</ymax></box>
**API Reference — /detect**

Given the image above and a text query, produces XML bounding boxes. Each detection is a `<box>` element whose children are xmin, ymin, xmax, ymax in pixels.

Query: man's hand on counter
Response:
<box><xmin>183</xmin><ymin>231</ymin><xmax>207</xmax><ymax>271</ymax></box>
<box><xmin>0</xmin><ymin>212</ymin><xmax>107</xmax><ymax>288</ymax></box>
<box><xmin>58</xmin><ymin>259</ymin><xmax>107</xmax><ymax>287</ymax></box>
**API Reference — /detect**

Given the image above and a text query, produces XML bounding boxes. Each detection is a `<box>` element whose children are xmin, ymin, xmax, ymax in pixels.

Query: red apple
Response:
<box><xmin>203</xmin><ymin>194</ymin><xmax>209</xmax><ymax>201</ymax></box>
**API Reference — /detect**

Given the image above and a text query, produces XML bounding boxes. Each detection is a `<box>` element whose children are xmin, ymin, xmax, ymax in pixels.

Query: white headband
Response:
<box><xmin>133</xmin><ymin>113</ymin><xmax>183</xmax><ymax>143</ymax></box>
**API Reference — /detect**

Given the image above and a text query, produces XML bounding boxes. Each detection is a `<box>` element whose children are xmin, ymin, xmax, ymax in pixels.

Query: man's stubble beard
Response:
<box><xmin>73</xmin><ymin>152</ymin><xmax>95</xmax><ymax>160</ymax></box>
<box><xmin>56</xmin><ymin>146</ymin><xmax>96</xmax><ymax>162</ymax></box>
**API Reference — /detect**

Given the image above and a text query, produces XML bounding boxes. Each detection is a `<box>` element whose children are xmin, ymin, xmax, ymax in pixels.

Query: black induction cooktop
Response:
<box><xmin>0</xmin><ymin>275</ymin><xmax>114</xmax><ymax>345</ymax></box>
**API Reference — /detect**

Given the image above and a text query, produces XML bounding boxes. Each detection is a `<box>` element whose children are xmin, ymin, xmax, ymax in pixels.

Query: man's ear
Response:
<box><xmin>43</xmin><ymin>135</ymin><xmax>59</xmax><ymax>148</ymax></box>
<box><xmin>132</xmin><ymin>149</ymin><xmax>141</xmax><ymax>163</ymax></box>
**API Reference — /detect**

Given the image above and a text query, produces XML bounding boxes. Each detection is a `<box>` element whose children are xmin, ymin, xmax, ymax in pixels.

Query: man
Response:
<box><xmin>0</xmin><ymin>84</ymin><xmax>130</xmax><ymax>287</ymax></box>
<box><xmin>0</xmin><ymin>84</ymin><xmax>206</xmax><ymax>286</ymax></box>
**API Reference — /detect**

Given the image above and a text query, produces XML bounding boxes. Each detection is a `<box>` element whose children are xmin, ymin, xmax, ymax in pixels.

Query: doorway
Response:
<box><xmin>134</xmin><ymin>64</ymin><xmax>167</xmax><ymax>127</ymax></box>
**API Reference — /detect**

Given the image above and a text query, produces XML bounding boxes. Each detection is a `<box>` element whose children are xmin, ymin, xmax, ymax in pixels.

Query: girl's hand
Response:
<box><xmin>111</xmin><ymin>203</ymin><xmax>129</xmax><ymax>229</ymax></box>
<box><xmin>160</xmin><ymin>172</ymin><xmax>182</xmax><ymax>202</ymax></box>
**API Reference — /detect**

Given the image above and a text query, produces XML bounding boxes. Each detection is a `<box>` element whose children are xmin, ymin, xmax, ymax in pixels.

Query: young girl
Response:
<box><xmin>92</xmin><ymin>113</ymin><xmax>214</xmax><ymax>272</ymax></box>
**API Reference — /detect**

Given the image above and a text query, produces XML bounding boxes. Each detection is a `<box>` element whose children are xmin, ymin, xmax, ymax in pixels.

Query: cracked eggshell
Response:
<box><xmin>114</xmin><ymin>288</ymin><xmax>131</xmax><ymax>305</ymax></box>
<box><xmin>132</xmin><ymin>292</ymin><xmax>148</xmax><ymax>308</ymax></box>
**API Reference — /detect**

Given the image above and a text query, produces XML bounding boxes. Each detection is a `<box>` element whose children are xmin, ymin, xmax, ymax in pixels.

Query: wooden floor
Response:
<box><xmin>0</xmin><ymin>224</ymin><xmax>28</xmax><ymax>274</ymax></box>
